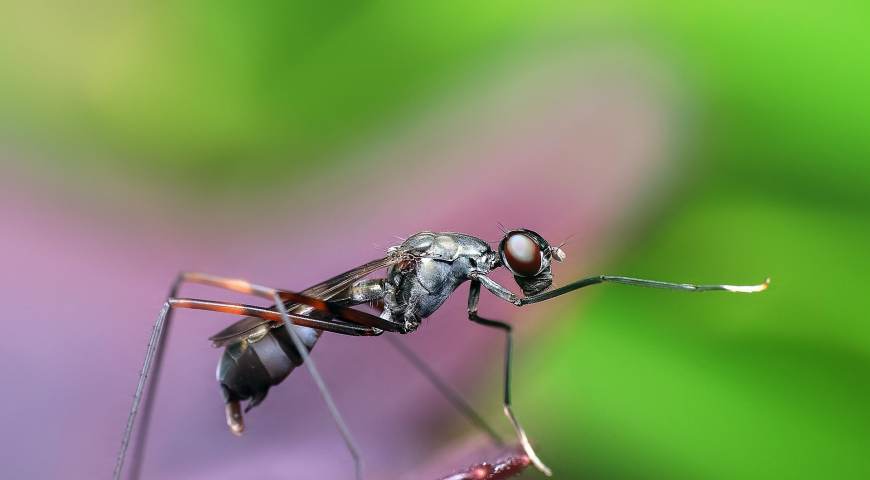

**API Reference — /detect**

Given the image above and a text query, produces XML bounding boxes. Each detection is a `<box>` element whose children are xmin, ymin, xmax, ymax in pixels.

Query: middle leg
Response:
<box><xmin>334</xmin><ymin>280</ymin><xmax>506</xmax><ymax>445</ymax></box>
<box><xmin>467</xmin><ymin>279</ymin><xmax>552</xmax><ymax>476</ymax></box>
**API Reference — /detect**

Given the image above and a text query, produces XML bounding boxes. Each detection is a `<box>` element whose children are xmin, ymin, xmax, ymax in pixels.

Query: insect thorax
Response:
<box><xmin>384</xmin><ymin>232</ymin><xmax>497</xmax><ymax>324</ymax></box>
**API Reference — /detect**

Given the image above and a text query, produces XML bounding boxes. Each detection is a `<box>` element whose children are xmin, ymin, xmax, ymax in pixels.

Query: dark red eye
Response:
<box><xmin>502</xmin><ymin>233</ymin><xmax>543</xmax><ymax>276</ymax></box>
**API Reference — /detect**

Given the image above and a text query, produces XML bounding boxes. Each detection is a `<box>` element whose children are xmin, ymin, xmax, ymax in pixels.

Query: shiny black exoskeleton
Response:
<box><xmin>118</xmin><ymin>226</ymin><xmax>768</xmax><ymax>480</ymax></box>
<box><xmin>212</xmin><ymin>230</ymin><xmax>560</xmax><ymax>422</ymax></box>
<box><xmin>216</xmin><ymin>318</ymin><xmax>302</xmax><ymax>412</ymax></box>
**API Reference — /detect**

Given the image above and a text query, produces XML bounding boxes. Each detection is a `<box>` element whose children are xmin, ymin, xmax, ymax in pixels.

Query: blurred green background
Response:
<box><xmin>1</xmin><ymin>1</ymin><xmax>867</xmax><ymax>479</ymax></box>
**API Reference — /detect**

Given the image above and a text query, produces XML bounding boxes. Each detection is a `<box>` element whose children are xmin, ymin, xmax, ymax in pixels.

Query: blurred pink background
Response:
<box><xmin>0</xmin><ymin>53</ymin><xmax>679</xmax><ymax>479</ymax></box>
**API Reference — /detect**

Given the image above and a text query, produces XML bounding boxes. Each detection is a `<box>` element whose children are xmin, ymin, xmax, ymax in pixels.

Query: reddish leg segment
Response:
<box><xmin>115</xmin><ymin>272</ymin><xmax>369</xmax><ymax>480</ymax></box>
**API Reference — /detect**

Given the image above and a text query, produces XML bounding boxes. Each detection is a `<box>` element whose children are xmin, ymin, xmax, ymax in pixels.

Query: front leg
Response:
<box><xmin>471</xmin><ymin>272</ymin><xmax>521</xmax><ymax>305</ymax></box>
<box><xmin>520</xmin><ymin>275</ymin><xmax>769</xmax><ymax>305</ymax></box>
<box><xmin>470</xmin><ymin>272</ymin><xmax>769</xmax><ymax>307</ymax></box>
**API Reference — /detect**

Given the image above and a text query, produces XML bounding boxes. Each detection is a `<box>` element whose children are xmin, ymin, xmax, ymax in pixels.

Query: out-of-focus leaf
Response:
<box><xmin>515</xmin><ymin>191</ymin><xmax>870</xmax><ymax>479</ymax></box>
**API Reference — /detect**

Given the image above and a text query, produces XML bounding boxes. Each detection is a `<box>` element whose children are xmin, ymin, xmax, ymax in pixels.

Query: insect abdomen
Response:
<box><xmin>216</xmin><ymin>324</ymin><xmax>310</xmax><ymax>412</ymax></box>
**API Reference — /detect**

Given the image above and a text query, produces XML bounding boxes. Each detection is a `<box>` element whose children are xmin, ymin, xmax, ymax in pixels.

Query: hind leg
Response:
<box><xmin>115</xmin><ymin>272</ymin><xmax>371</xmax><ymax>480</ymax></box>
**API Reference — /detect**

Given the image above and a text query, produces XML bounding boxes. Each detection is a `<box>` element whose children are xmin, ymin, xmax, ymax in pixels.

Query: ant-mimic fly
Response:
<box><xmin>114</xmin><ymin>228</ymin><xmax>768</xmax><ymax>479</ymax></box>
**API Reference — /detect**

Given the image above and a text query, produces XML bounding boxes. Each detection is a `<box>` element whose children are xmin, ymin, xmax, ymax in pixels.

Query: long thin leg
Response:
<box><xmin>467</xmin><ymin>280</ymin><xmax>552</xmax><ymax>476</ymax></box>
<box><xmin>116</xmin><ymin>297</ymin><xmax>376</xmax><ymax>480</ymax></box>
<box><xmin>273</xmin><ymin>293</ymin><xmax>363</xmax><ymax>480</ymax></box>
<box><xmin>384</xmin><ymin>335</ymin><xmax>504</xmax><ymax>446</ymax></box>
<box><xmin>125</xmin><ymin>273</ymin><xmax>182</xmax><ymax>480</ymax></box>
<box><xmin>183</xmin><ymin>271</ymin><xmax>404</xmax><ymax>332</ymax></box>
<box><xmin>115</xmin><ymin>272</ymin><xmax>366</xmax><ymax>480</ymax></box>
<box><xmin>114</xmin><ymin>301</ymin><xmax>172</xmax><ymax>480</ymax></box>
<box><xmin>169</xmin><ymin>298</ymin><xmax>383</xmax><ymax>336</ymax></box>
<box><xmin>520</xmin><ymin>275</ymin><xmax>770</xmax><ymax>305</ymax></box>
<box><xmin>333</xmin><ymin>281</ymin><xmax>506</xmax><ymax>445</ymax></box>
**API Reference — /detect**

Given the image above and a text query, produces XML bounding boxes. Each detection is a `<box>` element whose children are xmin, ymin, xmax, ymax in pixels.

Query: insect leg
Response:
<box><xmin>467</xmin><ymin>280</ymin><xmax>552</xmax><ymax>476</ymax></box>
<box><xmin>122</xmin><ymin>273</ymin><xmax>183</xmax><ymax>480</ymax></box>
<box><xmin>471</xmin><ymin>272</ymin><xmax>768</xmax><ymax>306</ymax></box>
<box><xmin>180</xmin><ymin>271</ymin><xmax>404</xmax><ymax>331</ymax></box>
<box><xmin>130</xmin><ymin>283</ymin><xmax>390</xmax><ymax>478</ymax></box>
<box><xmin>123</xmin><ymin>300</ymin><xmax>377</xmax><ymax>480</ymax></box>
<box><xmin>116</xmin><ymin>301</ymin><xmax>172</xmax><ymax>480</ymax></box>
<box><xmin>169</xmin><ymin>298</ymin><xmax>383</xmax><ymax>336</ymax></box>
<box><xmin>273</xmin><ymin>293</ymin><xmax>364</xmax><ymax>480</ymax></box>
<box><xmin>331</xmin><ymin>278</ymin><xmax>504</xmax><ymax>444</ymax></box>
<box><xmin>519</xmin><ymin>275</ymin><xmax>770</xmax><ymax>305</ymax></box>
<box><xmin>116</xmin><ymin>272</ymin><xmax>366</xmax><ymax>480</ymax></box>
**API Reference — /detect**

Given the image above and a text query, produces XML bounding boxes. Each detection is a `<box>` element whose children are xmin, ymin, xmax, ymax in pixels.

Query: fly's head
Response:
<box><xmin>498</xmin><ymin>229</ymin><xmax>566</xmax><ymax>296</ymax></box>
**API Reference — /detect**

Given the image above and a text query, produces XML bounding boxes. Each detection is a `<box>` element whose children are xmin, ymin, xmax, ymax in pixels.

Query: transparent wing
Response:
<box><xmin>209</xmin><ymin>250</ymin><xmax>410</xmax><ymax>345</ymax></box>
<box><xmin>299</xmin><ymin>253</ymin><xmax>404</xmax><ymax>300</ymax></box>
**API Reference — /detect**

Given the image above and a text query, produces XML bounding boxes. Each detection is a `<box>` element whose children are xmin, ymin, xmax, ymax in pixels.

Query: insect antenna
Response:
<box><xmin>556</xmin><ymin>232</ymin><xmax>581</xmax><ymax>250</ymax></box>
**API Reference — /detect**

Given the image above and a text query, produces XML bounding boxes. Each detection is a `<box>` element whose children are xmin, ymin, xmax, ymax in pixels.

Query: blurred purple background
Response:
<box><xmin>4</xmin><ymin>3</ymin><xmax>869</xmax><ymax>479</ymax></box>
<box><xmin>0</xmin><ymin>55</ymin><xmax>678</xmax><ymax>480</ymax></box>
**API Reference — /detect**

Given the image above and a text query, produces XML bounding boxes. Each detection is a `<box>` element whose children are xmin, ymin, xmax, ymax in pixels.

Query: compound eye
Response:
<box><xmin>503</xmin><ymin>233</ymin><xmax>543</xmax><ymax>277</ymax></box>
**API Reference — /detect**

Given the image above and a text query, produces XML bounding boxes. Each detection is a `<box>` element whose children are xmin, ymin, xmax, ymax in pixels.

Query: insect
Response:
<box><xmin>114</xmin><ymin>229</ymin><xmax>769</xmax><ymax>480</ymax></box>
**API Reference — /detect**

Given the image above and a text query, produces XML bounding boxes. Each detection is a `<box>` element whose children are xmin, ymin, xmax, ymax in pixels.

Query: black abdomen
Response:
<box><xmin>216</xmin><ymin>324</ymin><xmax>306</xmax><ymax>412</ymax></box>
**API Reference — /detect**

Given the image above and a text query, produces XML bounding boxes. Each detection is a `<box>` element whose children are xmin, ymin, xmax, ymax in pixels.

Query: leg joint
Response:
<box><xmin>469</xmin><ymin>313</ymin><xmax>512</xmax><ymax>333</ymax></box>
